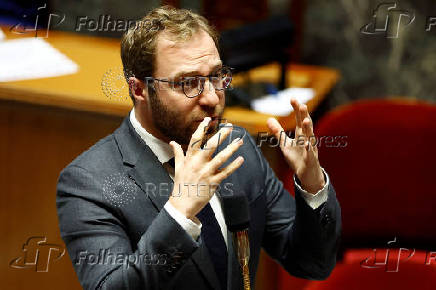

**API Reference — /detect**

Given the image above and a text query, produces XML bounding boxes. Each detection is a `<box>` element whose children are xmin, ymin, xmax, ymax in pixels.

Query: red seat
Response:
<box><xmin>277</xmin><ymin>99</ymin><xmax>436</xmax><ymax>289</ymax></box>
<box><xmin>305</xmin><ymin>249</ymin><xmax>436</xmax><ymax>290</ymax></box>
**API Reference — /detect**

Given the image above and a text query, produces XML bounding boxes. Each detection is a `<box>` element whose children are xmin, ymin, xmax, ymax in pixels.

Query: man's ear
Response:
<box><xmin>128</xmin><ymin>77</ymin><xmax>148</xmax><ymax>103</ymax></box>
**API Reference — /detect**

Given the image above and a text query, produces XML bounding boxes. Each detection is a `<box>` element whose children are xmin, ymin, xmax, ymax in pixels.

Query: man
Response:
<box><xmin>57</xmin><ymin>6</ymin><xmax>341</xmax><ymax>290</ymax></box>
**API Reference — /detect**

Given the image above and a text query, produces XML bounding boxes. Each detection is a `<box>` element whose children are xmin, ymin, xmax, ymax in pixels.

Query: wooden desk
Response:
<box><xmin>0</xmin><ymin>27</ymin><xmax>339</xmax><ymax>290</ymax></box>
<box><xmin>225</xmin><ymin>64</ymin><xmax>339</xmax><ymax>133</ymax></box>
<box><xmin>0</xmin><ymin>28</ymin><xmax>339</xmax><ymax>133</ymax></box>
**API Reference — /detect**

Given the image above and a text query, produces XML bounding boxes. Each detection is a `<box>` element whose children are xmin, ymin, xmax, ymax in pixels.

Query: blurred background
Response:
<box><xmin>1</xmin><ymin>0</ymin><xmax>435</xmax><ymax>289</ymax></box>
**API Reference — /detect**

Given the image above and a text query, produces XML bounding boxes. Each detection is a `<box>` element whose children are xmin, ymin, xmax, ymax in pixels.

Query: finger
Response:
<box><xmin>188</xmin><ymin>117</ymin><xmax>211</xmax><ymax>152</ymax></box>
<box><xmin>291</xmin><ymin>98</ymin><xmax>302</xmax><ymax>129</ymax></box>
<box><xmin>300</xmin><ymin>104</ymin><xmax>312</xmax><ymax>123</ymax></box>
<box><xmin>301</xmin><ymin>104</ymin><xmax>314</xmax><ymax>136</ymax></box>
<box><xmin>300</xmin><ymin>118</ymin><xmax>311</xmax><ymax>151</ymax></box>
<box><xmin>203</xmin><ymin>123</ymin><xmax>233</xmax><ymax>153</ymax></box>
<box><xmin>169</xmin><ymin>141</ymin><xmax>184</xmax><ymax>171</ymax></box>
<box><xmin>211</xmin><ymin>156</ymin><xmax>244</xmax><ymax>184</ymax></box>
<box><xmin>267</xmin><ymin>117</ymin><xmax>287</xmax><ymax>148</ymax></box>
<box><xmin>291</xmin><ymin>99</ymin><xmax>304</xmax><ymax>137</ymax></box>
<box><xmin>208</xmin><ymin>137</ymin><xmax>244</xmax><ymax>172</ymax></box>
<box><xmin>302</xmin><ymin>119</ymin><xmax>319</xmax><ymax>154</ymax></box>
<box><xmin>302</xmin><ymin>117</ymin><xmax>314</xmax><ymax>137</ymax></box>
<box><xmin>305</xmin><ymin>137</ymin><xmax>319</xmax><ymax>157</ymax></box>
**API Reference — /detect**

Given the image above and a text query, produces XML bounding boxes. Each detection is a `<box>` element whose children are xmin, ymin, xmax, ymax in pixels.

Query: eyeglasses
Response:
<box><xmin>149</xmin><ymin>66</ymin><xmax>233</xmax><ymax>98</ymax></box>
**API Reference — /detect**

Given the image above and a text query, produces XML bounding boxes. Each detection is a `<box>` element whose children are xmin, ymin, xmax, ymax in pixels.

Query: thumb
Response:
<box><xmin>169</xmin><ymin>141</ymin><xmax>184</xmax><ymax>170</ymax></box>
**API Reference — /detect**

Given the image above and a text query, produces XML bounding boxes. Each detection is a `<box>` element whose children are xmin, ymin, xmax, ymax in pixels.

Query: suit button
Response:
<box><xmin>321</xmin><ymin>214</ymin><xmax>331</xmax><ymax>226</ymax></box>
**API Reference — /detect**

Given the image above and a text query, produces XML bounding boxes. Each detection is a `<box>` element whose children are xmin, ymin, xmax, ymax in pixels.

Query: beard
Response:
<box><xmin>149</xmin><ymin>92</ymin><xmax>224</xmax><ymax>145</ymax></box>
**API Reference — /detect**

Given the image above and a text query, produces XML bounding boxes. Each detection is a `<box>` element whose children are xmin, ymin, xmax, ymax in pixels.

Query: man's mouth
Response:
<box><xmin>196</xmin><ymin>116</ymin><xmax>226</xmax><ymax>124</ymax></box>
<box><xmin>193</xmin><ymin>116</ymin><xmax>222</xmax><ymax>141</ymax></box>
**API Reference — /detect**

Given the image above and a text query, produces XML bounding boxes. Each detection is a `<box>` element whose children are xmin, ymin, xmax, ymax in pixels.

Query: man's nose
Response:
<box><xmin>197</xmin><ymin>78</ymin><xmax>220</xmax><ymax>107</ymax></box>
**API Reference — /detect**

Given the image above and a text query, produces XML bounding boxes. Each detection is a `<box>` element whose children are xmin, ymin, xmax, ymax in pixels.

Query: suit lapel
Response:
<box><xmin>114</xmin><ymin>117</ymin><xmax>222</xmax><ymax>290</ymax></box>
<box><xmin>127</xmin><ymin>147</ymin><xmax>172</xmax><ymax>211</ymax></box>
<box><xmin>114</xmin><ymin>117</ymin><xmax>172</xmax><ymax>210</ymax></box>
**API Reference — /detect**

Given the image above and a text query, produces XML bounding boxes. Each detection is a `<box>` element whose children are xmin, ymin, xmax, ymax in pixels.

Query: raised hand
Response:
<box><xmin>267</xmin><ymin>99</ymin><xmax>325</xmax><ymax>194</ymax></box>
<box><xmin>169</xmin><ymin>117</ymin><xmax>244</xmax><ymax>221</ymax></box>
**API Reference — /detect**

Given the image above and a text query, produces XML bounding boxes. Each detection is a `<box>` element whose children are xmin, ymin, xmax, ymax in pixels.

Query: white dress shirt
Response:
<box><xmin>129</xmin><ymin>109</ymin><xmax>329</xmax><ymax>246</ymax></box>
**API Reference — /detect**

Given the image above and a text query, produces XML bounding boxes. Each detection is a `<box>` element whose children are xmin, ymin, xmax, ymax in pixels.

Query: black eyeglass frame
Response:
<box><xmin>147</xmin><ymin>66</ymin><xmax>234</xmax><ymax>98</ymax></box>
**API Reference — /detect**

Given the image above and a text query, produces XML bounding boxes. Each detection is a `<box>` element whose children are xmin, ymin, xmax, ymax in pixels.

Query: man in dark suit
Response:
<box><xmin>56</xmin><ymin>5</ymin><xmax>341</xmax><ymax>290</ymax></box>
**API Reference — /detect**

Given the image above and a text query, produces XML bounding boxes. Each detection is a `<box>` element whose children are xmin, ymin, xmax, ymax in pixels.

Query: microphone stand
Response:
<box><xmin>222</xmin><ymin>194</ymin><xmax>251</xmax><ymax>290</ymax></box>
<box><xmin>234</xmin><ymin>230</ymin><xmax>250</xmax><ymax>290</ymax></box>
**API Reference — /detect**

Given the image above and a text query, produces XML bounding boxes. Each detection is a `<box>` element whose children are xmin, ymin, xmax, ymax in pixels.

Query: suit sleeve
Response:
<box><xmin>56</xmin><ymin>165</ymin><xmax>199</xmax><ymax>290</ymax></box>
<box><xmin>247</xmin><ymin>134</ymin><xmax>342</xmax><ymax>280</ymax></box>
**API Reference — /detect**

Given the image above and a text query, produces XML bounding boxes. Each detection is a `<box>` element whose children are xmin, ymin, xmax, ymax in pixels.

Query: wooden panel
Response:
<box><xmin>0</xmin><ymin>100</ymin><xmax>122</xmax><ymax>289</ymax></box>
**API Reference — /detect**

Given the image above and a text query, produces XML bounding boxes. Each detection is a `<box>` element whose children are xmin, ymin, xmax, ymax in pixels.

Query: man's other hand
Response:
<box><xmin>267</xmin><ymin>98</ymin><xmax>325</xmax><ymax>194</ymax></box>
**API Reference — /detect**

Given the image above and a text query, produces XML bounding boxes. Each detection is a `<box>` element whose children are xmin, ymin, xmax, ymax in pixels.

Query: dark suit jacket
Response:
<box><xmin>56</xmin><ymin>117</ymin><xmax>341</xmax><ymax>290</ymax></box>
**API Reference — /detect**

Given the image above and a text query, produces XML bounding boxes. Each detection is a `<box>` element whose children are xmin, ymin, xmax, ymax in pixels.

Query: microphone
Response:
<box><xmin>222</xmin><ymin>194</ymin><xmax>251</xmax><ymax>290</ymax></box>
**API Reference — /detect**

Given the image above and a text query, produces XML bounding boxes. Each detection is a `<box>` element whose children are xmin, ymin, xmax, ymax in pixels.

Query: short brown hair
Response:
<box><xmin>120</xmin><ymin>5</ymin><xmax>219</xmax><ymax>102</ymax></box>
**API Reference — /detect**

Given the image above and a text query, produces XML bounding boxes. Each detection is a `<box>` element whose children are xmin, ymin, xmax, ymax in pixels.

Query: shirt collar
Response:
<box><xmin>129</xmin><ymin>109</ymin><xmax>174</xmax><ymax>164</ymax></box>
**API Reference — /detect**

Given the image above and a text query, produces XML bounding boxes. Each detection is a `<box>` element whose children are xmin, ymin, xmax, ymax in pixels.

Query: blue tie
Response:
<box><xmin>167</xmin><ymin>158</ymin><xmax>228</xmax><ymax>289</ymax></box>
